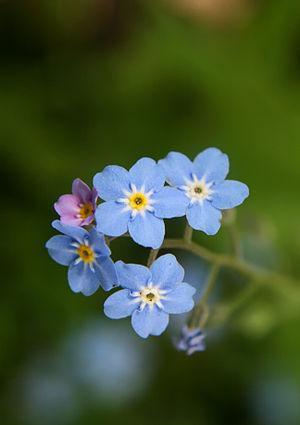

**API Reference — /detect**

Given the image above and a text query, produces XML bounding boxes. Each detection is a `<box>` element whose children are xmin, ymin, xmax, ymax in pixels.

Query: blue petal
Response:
<box><xmin>104</xmin><ymin>289</ymin><xmax>137</xmax><ymax>319</ymax></box>
<box><xmin>193</xmin><ymin>147</ymin><xmax>229</xmax><ymax>184</ymax></box>
<box><xmin>46</xmin><ymin>235</ymin><xmax>77</xmax><ymax>266</ymax></box>
<box><xmin>115</xmin><ymin>261</ymin><xmax>151</xmax><ymax>291</ymax></box>
<box><xmin>162</xmin><ymin>283</ymin><xmax>195</xmax><ymax>314</ymax></box>
<box><xmin>128</xmin><ymin>212</ymin><xmax>165</xmax><ymax>249</ymax></box>
<box><xmin>52</xmin><ymin>220</ymin><xmax>87</xmax><ymax>242</ymax></box>
<box><xmin>150</xmin><ymin>254</ymin><xmax>184</xmax><ymax>290</ymax></box>
<box><xmin>129</xmin><ymin>157</ymin><xmax>165</xmax><ymax>192</ymax></box>
<box><xmin>93</xmin><ymin>165</ymin><xmax>130</xmax><ymax>201</ymax></box>
<box><xmin>211</xmin><ymin>180</ymin><xmax>249</xmax><ymax>209</ymax></box>
<box><xmin>159</xmin><ymin>152</ymin><xmax>194</xmax><ymax>186</ymax></box>
<box><xmin>95</xmin><ymin>256</ymin><xmax>118</xmax><ymax>291</ymax></box>
<box><xmin>88</xmin><ymin>228</ymin><xmax>111</xmax><ymax>256</ymax></box>
<box><xmin>68</xmin><ymin>261</ymin><xmax>100</xmax><ymax>296</ymax></box>
<box><xmin>186</xmin><ymin>201</ymin><xmax>222</xmax><ymax>235</ymax></box>
<box><xmin>152</xmin><ymin>187</ymin><xmax>189</xmax><ymax>218</ymax></box>
<box><xmin>131</xmin><ymin>306</ymin><xmax>169</xmax><ymax>338</ymax></box>
<box><xmin>95</xmin><ymin>201</ymin><xmax>130</xmax><ymax>237</ymax></box>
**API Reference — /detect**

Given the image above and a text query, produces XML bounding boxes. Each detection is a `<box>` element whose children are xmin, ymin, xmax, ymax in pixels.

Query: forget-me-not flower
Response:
<box><xmin>159</xmin><ymin>148</ymin><xmax>249</xmax><ymax>235</ymax></box>
<box><xmin>176</xmin><ymin>326</ymin><xmax>206</xmax><ymax>355</ymax></box>
<box><xmin>93</xmin><ymin>158</ymin><xmax>187</xmax><ymax>248</ymax></box>
<box><xmin>104</xmin><ymin>254</ymin><xmax>196</xmax><ymax>338</ymax></box>
<box><xmin>54</xmin><ymin>178</ymin><xmax>97</xmax><ymax>227</ymax></box>
<box><xmin>46</xmin><ymin>220</ymin><xmax>118</xmax><ymax>295</ymax></box>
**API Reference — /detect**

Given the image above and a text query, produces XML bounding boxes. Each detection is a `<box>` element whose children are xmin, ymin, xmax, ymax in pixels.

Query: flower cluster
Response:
<box><xmin>46</xmin><ymin>148</ymin><xmax>249</xmax><ymax>349</ymax></box>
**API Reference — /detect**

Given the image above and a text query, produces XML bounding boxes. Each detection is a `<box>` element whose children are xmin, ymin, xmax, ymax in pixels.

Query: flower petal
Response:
<box><xmin>95</xmin><ymin>256</ymin><xmax>118</xmax><ymax>291</ymax></box>
<box><xmin>54</xmin><ymin>194</ymin><xmax>79</xmax><ymax>215</ymax></box>
<box><xmin>159</xmin><ymin>152</ymin><xmax>194</xmax><ymax>186</ymax></box>
<box><xmin>68</xmin><ymin>261</ymin><xmax>100</xmax><ymax>296</ymax></box>
<box><xmin>131</xmin><ymin>306</ymin><xmax>169</xmax><ymax>338</ymax></box>
<box><xmin>162</xmin><ymin>283</ymin><xmax>195</xmax><ymax>314</ymax></box>
<box><xmin>150</xmin><ymin>254</ymin><xmax>184</xmax><ymax>289</ymax></box>
<box><xmin>95</xmin><ymin>201</ymin><xmax>130</xmax><ymax>237</ymax></box>
<box><xmin>52</xmin><ymin>220</ymin><xmax>87</xmax><ymax>242</ymax></box>
<box><xmin>91</xmin><ymin>187</ymin><xmax>98</xmax><ymax>205</ymax></box>
<box><xmin>193</xmin><ymin>147</ymin><xmax>229</xmax><ymax>184</ymax></box>
<box><xmin>211</xmin><ymin>180</ymin><xmax>249</xmax><ymax>209</ymax></box>
<box><xmin>59</xmin><ymin>215</ymin><xmax>83</xmax><ymax>227</ymax></box>
<box><xmin>186</xmin><ymin>201</ymin><xmax>222</xmax><ymax>235</ymax></box>
<box><xmin>129</xmin><ymin>157</ymin><xmax>165</xmax><ymax>192</ymax></box>
<box><xmin>115</xmin><ymin>261</ymin><xmax>151</xmax><ymax>291</ymax></box>
<box><xmin>128</xmin><ymin>212</ymin><xmax>165</xmax><ymax>249</ymax></box>
<box><xmin>46</xmin><ymin>235</ymin><xmax>77</xmax><ymax>266</ymax></box>
<box><xmin>153</xmin><ymin>187</ymin><xmax>189</xmax><ymax>218</ymax></box>
<box><xmin>88</xmin><ymin>228</ymin><xmax>111</xmax><ymax>256</ymax></box>
<box><xmin>93</xmin><ymin>165</ymin><xmax>130</xmax><ymax>201</ymax></box>
<box><xmin>72</xmin><ymin>178</ymin><xmax>92</xmax><ymax>203</ymax></box>
<box><xmin>104</xmin><ymin>289</ymin><xmax>137</xmax><ymax>319</ymax></box>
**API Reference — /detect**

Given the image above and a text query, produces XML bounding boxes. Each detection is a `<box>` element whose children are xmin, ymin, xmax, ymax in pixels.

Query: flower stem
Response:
<box><xmin>223</xmin><ymin>209</ymin><xmax>243</xmax><ymax>258</ymax></box>
<box><xmin>189</xmin><ymin>263</ymin><xmax>220</xmax><ymax>328</ymax></box>
<box><xmin>161</xmin><ymin>238</ymin><xmax>299</xmax><ymax>296</ymax></box>
<box><xmin>209</xmin><ymin>282</ymin><xmax>259</xmax><ymax>327</ymax></box>
<box><xmin>147</xmin><ymin>249</ymin><xmax>160</xmax><ymax>267</ymax></box>
<box><xmin>184</xmin><ymin>224</ymin><xmax>193</xmax><ymax>243</ymax></box>
<box><xmin>227</xmin><ymin>223</ymin><xmax>243</xmax><ymax>258</ymax></box>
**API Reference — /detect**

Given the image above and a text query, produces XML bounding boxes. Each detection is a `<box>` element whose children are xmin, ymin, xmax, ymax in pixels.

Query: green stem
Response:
<box><xmin>184</xmin><ymin>224</ymin><xmax>193</xmax><ymax>243</ymax></box>
<box><xmin>222</xmin><ymin>209</ymin><xmax>242</xmax><ymax>258</ymax></box>
<box><xmin>147</xmin><ymin>249</ymin><xmax>160</xmax><ymax>267</ymax></box>
<box><xmin>161</xmin><ymin>238</ymin><xmax>300</xmax><ymax>297</ymax></box>
<box><xmin>227</xmin><ymin>222</ymin><xmax>243</xmax><ymax>258</ymax></box>
<box><xmin>190</xmin><ymin>263</ymin><xmax>220</xmax><ymax>328</ymax></box>
<box><xmin>209</xmin><ymin>282</ymin><xmax>259</xmax><ymax>327</ymax></box>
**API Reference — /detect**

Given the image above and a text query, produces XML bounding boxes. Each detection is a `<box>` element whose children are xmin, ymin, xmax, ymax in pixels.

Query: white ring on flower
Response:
<box><xmin>117</xmin><ymin>183</ymin><xmax>155</xmax><ymax>218</ymax></box>
<box><xmin>130</xmin><ymin>282</ymin><xmax>168</xmax><ymax>311</ymax></box>
<box><xmin>180</xmin><ymin>174</ymin><xmax>214</xmax><ymax>204</ymax></box>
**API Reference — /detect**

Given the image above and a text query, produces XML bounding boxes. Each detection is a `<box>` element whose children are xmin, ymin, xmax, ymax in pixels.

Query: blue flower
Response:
<box><xmin>159</xmin><ymin>148</ymin><xmax>249</xmax><ymax>235</ymax></box>
<box><xmin>176</xmin><ymin>326</ymin><xmax>206</xmax><ymax>355</ymax></box>
<box><xmin>93</xmin><ymin>158</ymin><xmax>188</xmax><ymax>249</ymax></box>
<box><xmin>46</xmin><ymin>220</ymin><xmax>118</xmax><ymax>296</ymax></box>
<box><xmin>104</xmin><ymin>254</ymin><xmax>196</xmax><ymax>338</ymax></box>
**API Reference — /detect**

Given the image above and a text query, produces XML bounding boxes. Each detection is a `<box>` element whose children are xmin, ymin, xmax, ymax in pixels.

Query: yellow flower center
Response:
<box><xmin>77</xmin><ymin>245</ymin><xmax>95</xmax><ymax>263</ymax></box>
<box><xmin>129</xmin><ymin>193</ymin><xmax>148</xmax><ymax>210</ymax></box>
<box><xmin>79</xmin><ymin>202</ymin><xmax>94</xmax><ymax>219</ymax></box>
<box><xmin>140</xmin><ymin>287</ymin><xmax>161</xmax><ymax>305</ymax></box>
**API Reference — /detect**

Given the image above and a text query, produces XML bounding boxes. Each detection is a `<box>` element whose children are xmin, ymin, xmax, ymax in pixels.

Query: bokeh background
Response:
<box><xmin>1</xmin><ymin>0</ymin><xmax>300</xmax><ymax>424</ymax></box>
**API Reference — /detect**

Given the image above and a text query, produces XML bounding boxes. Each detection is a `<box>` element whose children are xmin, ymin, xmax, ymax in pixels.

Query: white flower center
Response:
<box><xmin>181</xmin><ymin>174</ymin><xmax>213</xmax><ymax>204</ymax></box>
<box><xmin>131</xmin><ymin>283</ymin><xmax>167</xmax><ymax>310</ymax></box>
<box><xmin>118</xmin><ymin>184</ymin><xmax>155</xmax><ymax>218</ymax></box>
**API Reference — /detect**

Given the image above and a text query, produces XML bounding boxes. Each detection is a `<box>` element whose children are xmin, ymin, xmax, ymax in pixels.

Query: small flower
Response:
<box><xmin>159</xmin><ymin>148</ymin><xmax>249</xmax><ymax>235</ymax></box>
<box><xmin>104</xmin><ymin>254</ymin><xmax>196</xmax><ymax>338</ymax></box>
<box><xmin>46</xmin><ymin>220</ymin><xmax>118</xmax><ymax>295</ymax></box>
<box><xmin>93</xmin><ymin>158</ymin><xmax>187</xmax><ymax>248</ymax></box>
<box><xmin>54</xmin><ymin>178</ymin><xmax>97</xmax><ymax>227</ymax></box>
<box><xmin>176</xmin><ymin>326</ymin><xmax>206</xmax><ymax>355</ymax></box>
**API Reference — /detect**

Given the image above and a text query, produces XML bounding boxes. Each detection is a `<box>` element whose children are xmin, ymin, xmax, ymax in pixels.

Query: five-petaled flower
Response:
<box><xmin>104</xmin><ymin>254</ymin><xmax>196</xmax><ymax>338</ymax></box>
<box><xmin>159</xmin><ymin>148</ymin><xmax>249</xmax><ymax>235</ymax></box>
<box><xmin>176</xmin><ymin>326</ymin><xmax>206</xmax><ymax>355</ymax></box>
<box><xmin>93</xmin><ymin>158</ymin><xmax>187</xmax><ymax>248</ymax></box>
<box><xmin>54</xmin><ymin>178</ymin><xmax>97</xmax><ymax>227</ymax></box>
<box><xmin>46</xmin><ymin>220</ymin><xmax>118</xmax><ymax>295</ymax></box>
<box><xmin>46</xmin><ymin>147</ymin><xmax>251</xmax><ymax>348</ymax></box>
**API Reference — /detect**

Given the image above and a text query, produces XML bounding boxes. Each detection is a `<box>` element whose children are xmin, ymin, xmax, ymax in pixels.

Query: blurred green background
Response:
<box><xmin>1</xmin><ymin>0</ymin><xmax>300</xmax><ymax>424</ymax></box>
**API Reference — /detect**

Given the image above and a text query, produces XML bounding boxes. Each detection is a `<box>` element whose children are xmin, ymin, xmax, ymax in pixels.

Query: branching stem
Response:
<box><xmin>190</xmin><ymin>263</ymin><xmax>221</xmax><ymax>328</ymax></box>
